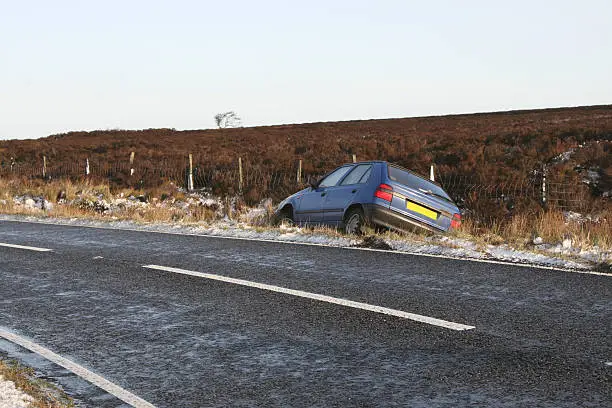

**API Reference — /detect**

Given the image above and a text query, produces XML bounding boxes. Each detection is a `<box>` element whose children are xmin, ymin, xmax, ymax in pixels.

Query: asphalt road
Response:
<box><xmin>0</xmin><ymin>220</ymin><xmax>610</xmax><ymax>407</ymax></box>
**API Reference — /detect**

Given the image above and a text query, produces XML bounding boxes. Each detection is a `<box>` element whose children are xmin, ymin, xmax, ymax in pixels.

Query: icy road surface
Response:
<box><xmin>0</xmin><ymin>220</ymin><xmax>610</xmax><ymax>407</ymax></box>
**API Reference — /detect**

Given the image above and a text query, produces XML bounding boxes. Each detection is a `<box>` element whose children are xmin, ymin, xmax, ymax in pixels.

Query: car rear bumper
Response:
<box><xmin>363</xmin><ymin>204</ymin><xmax>446</xmax><ymax>233</ymax></box>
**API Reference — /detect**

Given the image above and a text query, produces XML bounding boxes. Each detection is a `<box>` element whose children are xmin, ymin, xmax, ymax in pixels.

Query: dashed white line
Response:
<box><xmin>143</xmin><ymin>264</ymin><xmax>476</xmax><ymax>331</ymax></box>
<box><xmin>0</xmin><ymin>242</ymin><xmax>53</xmax><ymax>252</ymax></box>
<box><xmin>0</xmin><ymin>328</ymin><xmax>156</xmax><ymax>408</ymax></box>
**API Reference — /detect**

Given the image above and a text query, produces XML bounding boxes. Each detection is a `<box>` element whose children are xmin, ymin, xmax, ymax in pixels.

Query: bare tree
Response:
<box><xmin>214</xmin><ymin>111</ymin><xmax>242</xmax><ymax>128</ymax></box>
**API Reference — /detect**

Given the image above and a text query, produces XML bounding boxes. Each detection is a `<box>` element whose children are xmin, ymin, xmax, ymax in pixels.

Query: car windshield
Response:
<box><xmin>388</xmin><ymin>165</ymin><xmax>452</xmax><ymax>202</ymax></box>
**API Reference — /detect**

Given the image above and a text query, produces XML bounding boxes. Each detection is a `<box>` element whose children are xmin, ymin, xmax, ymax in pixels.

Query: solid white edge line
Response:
<box><xmin>0</xmin><ymin>328</ymin><xmax>156</xmax><ymax>408</ymax></box>
<box><xmin>0</xmin><ymin>242</ymin><xmax>53</xmax><ymax>252</ymax></box>
<box><xmin>1</xmin><ymin>217</ymin><xmax>609</xmax><ymax>277</ymax></box>
<box><xmin>143</xmin><ymin>264</ymin><xmax>476</xmax><ymax>331</ymax></box>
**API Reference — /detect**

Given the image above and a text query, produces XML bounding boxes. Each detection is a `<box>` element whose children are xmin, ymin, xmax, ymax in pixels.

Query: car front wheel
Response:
<box><xmin>276</xmin><ymin>206</ymin><xmax>294</xmax><ymax>226</ymax></box>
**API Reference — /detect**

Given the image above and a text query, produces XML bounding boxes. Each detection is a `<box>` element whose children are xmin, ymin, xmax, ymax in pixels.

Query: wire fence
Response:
<box><xmin>0</xmin><ymin>157</ymin><xmax>604</xmax><ymax>219</ymax></box>
<box><xmin>437</xmin><ymin>173</ymin><xmax>599</xmax><ymax>220</ymax></box>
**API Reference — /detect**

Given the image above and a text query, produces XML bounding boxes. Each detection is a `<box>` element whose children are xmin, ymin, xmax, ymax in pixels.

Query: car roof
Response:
<box><xmin>344</xmin><ymin>160</ymin><xmax>386</xmax><ymax>165</ymax></box>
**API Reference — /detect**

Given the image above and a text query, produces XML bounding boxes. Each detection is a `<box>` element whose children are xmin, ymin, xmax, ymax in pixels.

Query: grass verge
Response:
<box><xmin>1</xmin><ymin>178</ymin><xmax>609</xmax><ymax>265</ymax></box>
<box><xmin>454</xmin><ymin>210</ymin><xmax>611</xmax><ymax>253</ymax></box>
<box><xmin>0</xmin><ymin>358</ymin><xmax>74</xmax><ymax>407</ymax></box>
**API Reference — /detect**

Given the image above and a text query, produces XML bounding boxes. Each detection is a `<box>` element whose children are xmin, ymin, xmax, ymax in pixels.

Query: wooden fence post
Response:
<box><xmin>86</xmin><ymin>158</ymin><xmax>90</xmax><ymax>176</ymax></box>
<box><xmin>188</xmin><ymin>154</ymin><xmax>194</xmax><ymax>191</ymax></box>
<box><xmin>430</xmin><ymin>165</ymin><xmax>435</xmax><ymax>182</ymax></box>
<box><xmin>43</xmin><ymin>156</ymin><xmax>47</xmax><ymax>178</ymax></box>
<box><xmin>238</xmin><ymin>157</ymin><xmax>243</xmax><ymax>194</ymax></box>
<box><xmin>542</xmin><ymin>164</ymin><xmax>547</xmax><ymax>209</ymax></box>
<box><xmin>129</xmin><ymin>152</ymin><xmax>135</xmax><ymax>176</ymax></box>
<box><xmin>352</xmin><ymin>154</ymin><xmax>357</xmax><ymax>163</ymax></box>
<box><xmin>297</xmin><ymin>159</ymin><xmax>302</xmax><ymax>185</ymax></box>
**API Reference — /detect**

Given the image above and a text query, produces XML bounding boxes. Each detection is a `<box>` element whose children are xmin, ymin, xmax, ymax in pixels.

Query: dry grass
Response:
<box><xmin>0</xmin><ymin>178</ymin><xmax>222</xmax><ymax>224</ymax></box>
<box><xmin>0</xmin><ymin>359</ymin><xmax>74</xmax><ymax>407</ymax></box>
<box><xmin>0</xmin><ymin>178</ymin><xmax>109</xmax><ymax>202</ymax></box>
<box><xmin>455</xmin><ymin>209</ymin><xmax>611</xmax><ymax>252</ymax></box>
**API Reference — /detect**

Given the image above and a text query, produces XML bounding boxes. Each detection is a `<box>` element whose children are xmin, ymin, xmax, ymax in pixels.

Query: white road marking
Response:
<box><xmin>2</xmin><ymin>217</ymin><xmax>609</xmax><ymax>276</ymax></box>
<box><xmin>0</xmin><ymin>242</ymin><xmax>53</xmax><ymax>252</ymax></box>
<box><xmin>93</xmin><ymin>256</ymin><xmax>104</xmax><ymax>259</ymax></box>
<box><xmin>606</xmin><ymin>362</ymin><xmax>612</xmax><ymax>367</ymax></box>
<box><xmin>0</xmin><ymin>328</ymin><xmax>156</xmax><ymax>408</ymax></box>
<box><xmin>144</xmin><ymin>264</ymin><xmax>476</xmax><ymax>331</ymax></box>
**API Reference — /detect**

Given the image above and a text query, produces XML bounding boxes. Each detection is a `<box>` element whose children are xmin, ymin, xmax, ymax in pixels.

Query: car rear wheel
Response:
<box><xmin>344</xmin><ymin>208</ymin><xmax>366</xmax><ymax>235</ymax></box>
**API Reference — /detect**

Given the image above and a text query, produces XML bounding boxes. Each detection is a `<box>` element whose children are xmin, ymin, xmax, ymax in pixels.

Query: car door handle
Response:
<box><xmin>321</xmin><ymin>192</ymin><xmax>326</xmax><ymax>197</ymax></box>
<box><xmin>351</xmin><ymin>189</ymin><xmax>357</xmax><ymax>193</ymax></box>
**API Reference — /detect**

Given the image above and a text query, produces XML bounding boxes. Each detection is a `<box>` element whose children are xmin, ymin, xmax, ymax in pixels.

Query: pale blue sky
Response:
<box><xmin>1</xmin><ymin>0</ymin><xmax>610</xmax><ymax>139</ymax></box>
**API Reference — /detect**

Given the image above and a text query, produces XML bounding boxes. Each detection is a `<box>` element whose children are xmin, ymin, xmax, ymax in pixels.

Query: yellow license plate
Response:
<box><xmin>406</xmin><ymin>201</ymin><xmax>438</xmax><ymax>220</ymax></box>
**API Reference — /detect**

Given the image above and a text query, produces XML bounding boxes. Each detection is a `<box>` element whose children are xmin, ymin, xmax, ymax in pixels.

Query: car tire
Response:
<box><xmin>344</xmin><ymin>208</ymin><xmax>366</xmax><ymax>235</ymax></box>
<box><xmin>276</xmin><ymin>206</ymin><xmax>294</xmax><ymax>226</ymax></box>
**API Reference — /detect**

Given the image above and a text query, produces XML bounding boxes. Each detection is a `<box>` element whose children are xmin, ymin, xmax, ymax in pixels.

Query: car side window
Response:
<box><xmin>340</xmin><ymin>164</ymin><xmax>372</xmax><ymax>185</ymax></box>
<box><xmin>318</xmin><ymin>166</ymin><xmax>352</xmax><ymax>188</ymax></box>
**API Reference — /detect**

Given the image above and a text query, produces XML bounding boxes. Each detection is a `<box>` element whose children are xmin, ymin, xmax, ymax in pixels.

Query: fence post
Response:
<box><xmin>352</xmin><ymin>154</ymin><xmax>357</xmax><ymax>163</ymax></box>
<box><xmin>542</xmin><ymin>164</ymin><xmax>547</xmax><ymax>209</ymax></box>
<box><xmin>238</xmin><ymin>157</ymin><xmax>243</xmax><ymax>194</ymax></box>
<box><xmin>188</xmin><ymin>154</ymin><xmax>194</xmax><ymax>191</ymax></box>
<box><xmin>86</xmin><ymin>158</ymin><xmax>90</xmax><ymax>176</ymax></box>
<box><xmin>430</xmin><ymin>165</ymin><xmax>435</xmax><ymax>182</ymax></box>
<box><xmin>129</xmin><ymin>152</ymin><xmax>135</xmax><ymax>176</ymax></box>
<box><xmin>43</xmin><ymin>156</ymin><xmax>47</xmax><ymax>178</ymax></box>
<box><xmin>297</xmin><ymin>159</ymin><xmax>302</xmax><ymax>185</ymax></box>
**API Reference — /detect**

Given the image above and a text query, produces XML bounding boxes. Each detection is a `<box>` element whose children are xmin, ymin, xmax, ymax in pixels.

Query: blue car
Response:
<box><xmin>276</xmin><ymin>161</ymin><xmax>461</xmax><ymax>234</ymax></box>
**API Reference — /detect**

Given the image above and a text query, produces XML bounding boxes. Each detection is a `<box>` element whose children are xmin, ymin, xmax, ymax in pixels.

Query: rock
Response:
<box><xmin>562</xmin><ymin>238</ymin><xmax>573</xmax><ymax>249</ymax></box>
<box><xmin>24</xmin><ymin>198</ymin><xmax>36</xmax><ymax>209</ymax></box>
<box><xmin>353</xmin><ymin>236</ymin><xmax>394</xmax><ymax>250</ymax></box>
<box><xmin>56</xmin><ymin>190</ymin><xmax>67</xmax><ymax>203</ymax></box>
<box><xmin>533</xmin><ymin>237</ymin><xmax>544</xmax><ymax>245</ymax></box>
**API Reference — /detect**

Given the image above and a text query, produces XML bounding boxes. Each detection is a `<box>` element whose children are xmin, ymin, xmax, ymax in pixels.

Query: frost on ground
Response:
<box><xmin>2</xmin><ymin>189</ymin><xmax>610</xmax><ymax>272</ymax></box>
<box><xmin>0</xmin><ymin>375</ymin><xmax>33</xmax><ymax>408</ymax></box>
<box><xmin>0</xmin><ymin>211</ymin><xmax>608</xmax><ymax>272</ymax></box>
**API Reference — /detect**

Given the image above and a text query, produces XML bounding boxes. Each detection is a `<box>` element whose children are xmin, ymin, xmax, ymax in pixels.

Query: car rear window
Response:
<box><xmin>387</xmin><ymin>165</ymin><xmax>452</xmax><ymax>201</ymax></box>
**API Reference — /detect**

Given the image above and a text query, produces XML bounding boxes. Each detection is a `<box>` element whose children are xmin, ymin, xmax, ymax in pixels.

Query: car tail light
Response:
<box><xmin>450</xmin><ymin>213</ymin><xmax>461</xmax><ymax>229</ymax></box>
<box><xmin>374</xmin><ymin>184</ymin><xmax>393</xmax><ymax>202</ymax></box>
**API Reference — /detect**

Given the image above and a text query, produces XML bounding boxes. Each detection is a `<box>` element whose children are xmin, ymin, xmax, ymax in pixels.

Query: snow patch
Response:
<box><xmin>0</xmin><ymin>375</ymin><xmax>33</xmax><ymax>408</ymax></box>
<box><xmin>552</xmin><ymin>148</ymin><xmax>575</xmax><ymax>163</ymax></box>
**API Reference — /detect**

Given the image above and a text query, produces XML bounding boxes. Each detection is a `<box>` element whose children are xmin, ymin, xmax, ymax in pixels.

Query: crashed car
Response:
<box><xmin>276</xmin><ymin>161</ymin><xmax>461</xmax><ymax>234</ymax></box>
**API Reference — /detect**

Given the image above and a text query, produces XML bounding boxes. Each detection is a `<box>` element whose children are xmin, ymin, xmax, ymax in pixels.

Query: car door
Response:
<box><xmin>295</xmin><ymin>165</ymin><xmax>352</xmax><ymax>224</ymax></box>
<box><xmin>323</xmin><ymin>164</ymin><xmax>373</xmax><ymax>225</ymax></box>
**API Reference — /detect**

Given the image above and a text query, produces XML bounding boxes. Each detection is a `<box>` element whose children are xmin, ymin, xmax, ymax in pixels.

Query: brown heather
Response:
<box><xmin>0</xmin><ymin>105</ymin><xmax>610</xmax><ymax>206</ymax></box>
